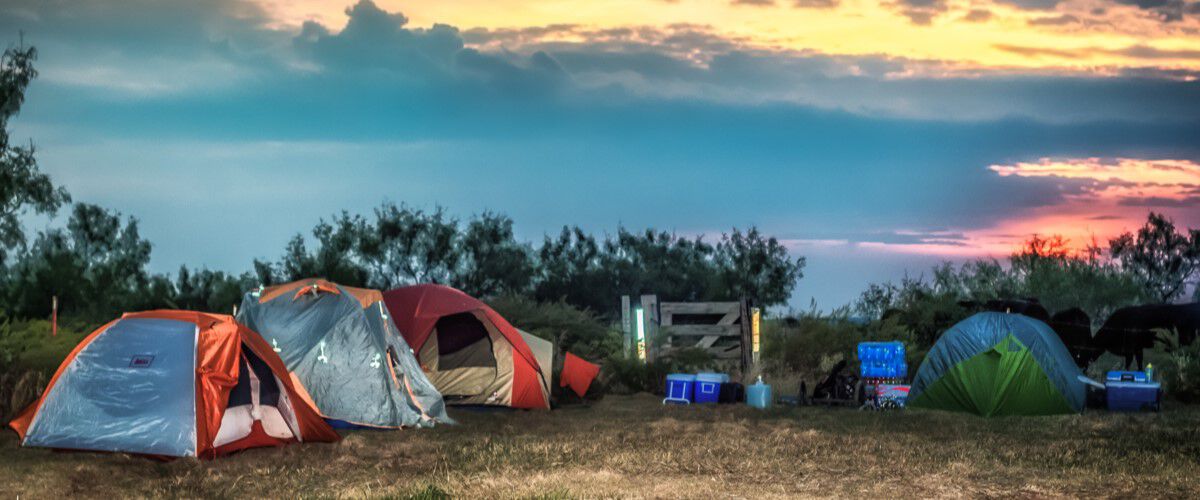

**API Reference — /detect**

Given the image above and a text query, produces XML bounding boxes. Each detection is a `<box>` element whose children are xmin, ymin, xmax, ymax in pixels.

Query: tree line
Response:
<box><xmin>853</xmin><ymin>219</ymin><xmax>1200</xmax><ymax>348</ymax></box>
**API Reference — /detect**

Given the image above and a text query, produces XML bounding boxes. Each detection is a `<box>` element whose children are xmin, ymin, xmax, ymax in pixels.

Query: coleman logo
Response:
<box><xmin>129</xmin><ymin>355</ymin><xmax>155</xmax><ymax>368</ymax></box>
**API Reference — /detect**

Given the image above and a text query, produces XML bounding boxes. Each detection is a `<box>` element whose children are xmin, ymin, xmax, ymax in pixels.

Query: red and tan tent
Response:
<box><xmin>382</xmin><ymin>284</ymin><xmax>551</xmax><ymax>409</ymax></box>
<box><xmin>9</xmin><ymin>310</ymin><xmax>339</xmax><ymax>458</ymax></box>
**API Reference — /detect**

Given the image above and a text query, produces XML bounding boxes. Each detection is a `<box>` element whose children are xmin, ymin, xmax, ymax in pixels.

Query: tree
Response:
<box><xmin>534</xmin><ymin>226</ymin><xmax>609</xmax><ymax>312</ymax></box>
<box><xmin>277</xmin><ymin>212</ymin><xmax>370</xmax><ymax>287</ymax></box>
<box><xmin>1110</xmin><ymin>212</ymin><xmax>1200</xmax><ymax>303</ymax></box>
<box><xmin>0</xmin><ymin>43</ymin><xmax>70</xmax><ymax>265</ymax></box>
<box><xmin>454</xmin><ymin>211</ymin><xmax>534</xmax><ymax>298</ymax></box>
<box><xmin>4</xmin><ymin>204</ymin><xmax>154</xmax><ymax>320</ymax></box>
<box><xmin>359</xmin><ymin>203</ymin><xmax>460</xmax><ymax>289</ymax></box>
<box><xmin>714</xmin><ymin>227</ymin><xmax>805</xmax><ymax>308</ymax></box>
<box><xmin>172</xmin><ymin>266</ymin><xmax>256</xmax><ymax>314</ymax></box>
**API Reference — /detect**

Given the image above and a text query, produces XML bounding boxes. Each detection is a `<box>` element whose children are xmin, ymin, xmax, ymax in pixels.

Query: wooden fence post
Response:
<box><xmin>740</xmin><ymin>297</ymin><xmax>752</xmax><ymax>381</ymax></box>
<box><xmin>621</xmin><ymin>295</ymin><xmax>632</xmax><ymax>358</ymax></box>
<box><xmin>640</xmin><ymin>294</ymin><xmax>658</xmax><ymax>363</ymax></box>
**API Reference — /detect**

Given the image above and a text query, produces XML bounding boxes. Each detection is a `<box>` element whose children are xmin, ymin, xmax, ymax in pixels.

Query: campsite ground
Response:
<box><xmin>3</xmin><ymin>394</ymin><xmax>1199</xmax><ymax>498</ymax></box>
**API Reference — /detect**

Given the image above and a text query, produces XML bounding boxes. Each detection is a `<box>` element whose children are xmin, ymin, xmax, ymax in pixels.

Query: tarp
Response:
<box><xmin>238</xmin><ymin>279</ymin><xmax>449</xmax><ymax>428</ymax></box>
<box><xmin>909</xmin><ymin>312</ymin><xmax>1085</xmax><ymax>416</ymax></box>
<box><xmin>561</xmin><ymin>352</ymin><xmax>600</xmax><ymax>398</ymax></box>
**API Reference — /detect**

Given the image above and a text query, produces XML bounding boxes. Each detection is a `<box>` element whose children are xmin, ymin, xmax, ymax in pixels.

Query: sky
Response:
<box><xmin>2</xmin><ymin>0</ymin><xmax>1199</xmax><ymax>310</ymax></box>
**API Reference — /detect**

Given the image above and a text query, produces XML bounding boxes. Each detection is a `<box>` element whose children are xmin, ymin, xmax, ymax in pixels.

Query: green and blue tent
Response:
<box><xmin>909</xmin><ymin>312</ymin><xmax>1084</xmax><ymax>416</ymax></box>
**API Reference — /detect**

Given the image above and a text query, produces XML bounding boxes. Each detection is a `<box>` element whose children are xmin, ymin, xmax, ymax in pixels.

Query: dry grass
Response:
<box><xmin>3</xmin><ymin>394</ymin><xmax>1200</xmax><ymax>498</ymax></box>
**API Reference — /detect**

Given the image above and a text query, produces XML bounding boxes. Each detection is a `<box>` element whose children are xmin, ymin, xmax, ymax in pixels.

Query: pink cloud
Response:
<box><xmin>872</xmin><ymin>158</ymin><xmax>1200</xmax><ymax>258</ymax></box>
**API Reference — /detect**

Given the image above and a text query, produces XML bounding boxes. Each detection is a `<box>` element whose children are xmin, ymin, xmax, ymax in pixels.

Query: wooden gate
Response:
<box><xmin>622</xmin><ymin>295</ymin><xmax>752</xmax><ymax>372</ymax></box>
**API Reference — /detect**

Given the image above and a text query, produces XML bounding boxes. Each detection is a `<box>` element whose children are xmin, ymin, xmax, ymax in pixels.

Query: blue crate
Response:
<box><xmin>664</xmin><ymin>373</ymin><xmax>696</xmax><ymax>404</ymax></box>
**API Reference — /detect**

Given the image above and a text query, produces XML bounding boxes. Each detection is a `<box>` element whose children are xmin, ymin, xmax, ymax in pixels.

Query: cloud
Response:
<box><xmin>888</xmin><ymin>0</ymin><xmax>950</xmax><ymax>25</ymax></box>
<box><xmin>793</xmin><ymin>0</ymin><xmax>840</xmax><ymax>8</ymax></box>
<box><xmin>994</xmin><ymin>0</ymin><xmax>1063</xmax><ymax>10</ymax></box>
<box><xmin>961</xmin><ymin>9</ymin><xmax>994</xmax><ymax>22</ymax></box>
<box><xmin>1027</xmin><ymin>14</ymin><xmax>1081</xmax><ymax>26</ymax></box>
<box><xmin>989</xmin><ymin>158</ymin><xmax>1200</xmax><ymax>207</ymax></box>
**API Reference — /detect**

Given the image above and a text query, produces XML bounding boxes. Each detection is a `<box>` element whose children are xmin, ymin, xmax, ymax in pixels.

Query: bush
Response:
<box><xmin>1165</xmin><ymin>338</ymin><xmax>1200</xmax><ymax>403</ymax></box>
<box><xmin>603</xmin><ymin>349</ymin><xmax>718</xmax><ymax>395</ymax></box>
<box><xmin>761</xmin><ymin>313</ymin><xmax>923</xmax><ymax>384</ymax></box>
<box><xmin>487</xmin><ymin>294</ymin><xmax>622</xmax><ymax>361</ymax></box>
<box><xmin>0</xmin><ymin>315</ymin><xmax>93</xmax><ymax>373</ymax></box>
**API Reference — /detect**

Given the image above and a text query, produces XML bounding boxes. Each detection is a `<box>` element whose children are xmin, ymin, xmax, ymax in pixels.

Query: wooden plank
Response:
<box><xmin>717</xmin><ymin>310</ymin><xmax>739</xmax><ymax>325</ymax></box>
<box><xmin>662</xmin><ymin>324</ymin><xmax>741</xmax><ymax>337</ymax></box>
<box><xmin>696</xmin><ymin>335</ymin><xmax>720</xmax><ymax>349</ymax></box>
<box><xmin>658</xmin><ymin>302</ymin><xmax>740</xmax><ymax>315</ymax></box>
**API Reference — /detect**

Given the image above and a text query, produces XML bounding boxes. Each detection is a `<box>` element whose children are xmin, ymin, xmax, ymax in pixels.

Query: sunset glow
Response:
<box><xmin>257</xmin><ymin>0</ymin><xmax>1200</xmax><ymax>73</ymax></box>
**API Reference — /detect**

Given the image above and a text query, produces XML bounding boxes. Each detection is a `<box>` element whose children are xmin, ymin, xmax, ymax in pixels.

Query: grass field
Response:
<box><xmin>3</xmin><ymin>394</ymin><xmax>1199</xmax><ymax>498</ymax></box>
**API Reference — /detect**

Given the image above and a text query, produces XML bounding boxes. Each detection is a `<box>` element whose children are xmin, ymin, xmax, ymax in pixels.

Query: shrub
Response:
<box><xmin>1165</xmin><ymin>337</ymin><xmax>1200</xmax><ymax>403</ymax></box>
<box><xmin>0</xmin><ymin>314</ymin><xmax>93</xmax><ymax>373</ymax></box>
<box><xmin>487</xmin><ymin>294</ymin><xmax>622</xmax><ymax>361</ymax></box>
<box><xmin>761</xmin><ymin>313</ymin><xmax>922</xmax><ymax>384</ymax></box>
<box><xmin>602</xmin><ymin>349</ymin><xmax>718</xmax><ymax>395</ymax></box>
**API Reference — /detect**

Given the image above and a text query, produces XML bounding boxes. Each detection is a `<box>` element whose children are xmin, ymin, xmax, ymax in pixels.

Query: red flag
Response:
<box><xmin>560</xmin><ymin>352</ymin><xmax>600</xmax><ymax>398</ymax></box>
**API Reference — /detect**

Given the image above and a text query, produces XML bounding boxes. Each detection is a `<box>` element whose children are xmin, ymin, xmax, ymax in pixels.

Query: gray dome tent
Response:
<box><xmin>237</xmin><ymin>279</ymin><xmax>449</xmax><ymax>428</ymax></box>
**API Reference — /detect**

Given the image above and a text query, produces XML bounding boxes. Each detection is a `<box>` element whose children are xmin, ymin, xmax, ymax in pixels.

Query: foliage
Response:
<box><xmin>0</xmin><ymin>43</ymin><xmax>71</xmax><ymax>266</ymax></box>
<box><xmin>171</xmin><ymin>267</ymin><xmax>257</xmax><ymax>314</ymax></box>
<box><xmin>258</xmin><ymin>204</ymin><xmax>805</xmax><ymax>319</ymax></box>
<box><xmin>532</xmin><ymin>226</ymin><xmax>804</xmax><ymax>316</ymax></box>
<box><xmin>487</xmin><ymin>294</ymin><xmax>621</xmax><ymax>362</ymax></box>
<box><xmin>1164</xmin><ymin>330</ymin><xmax>1200</xmax><ymax>403</ymax></box>
<box><xmin>3</xmin><ymin>204</ymin><xmax>157</xmax><ymax>321</ymax></box>
<box><xmin>601</xmin><ymin>352</ymin><xmax>719</xmax><ymax>395</ymax></box>
<box><xmin>853</xmin><ymin>273</ymin><xmax>973</xmax><ymax>348</ymax></box>
<box><xmin>761</xmin><ymin>310</ymin><xmax>922</xmax><ymax>383</ymax></box>
<box><xmin>855</xmin><ymin>233</ymin><xmax>1155</xmax><ymax>348</ymax></box>
<box><xmin>1110</xmin><ymin>212</ymin><xmax>1200</xmax><ymax>303</ymax></box>
<box><xmin>260</xmin><ymin>204</ymin><xmax>534</xmax><ymax>298</ymax></box>
<box><xmin>714</xmin><ymin>227</ymin><xmax>805</xmax><ymax>308</ymax></box>
<box><xmin>456</xmin><ymin>211</ymin><xmax>535</xmax><ymax>298</ymax></box>
<box><xmin>0</xmin><ymin>315</ymin><xmax>90</xmax><ymax>373</ymax></box>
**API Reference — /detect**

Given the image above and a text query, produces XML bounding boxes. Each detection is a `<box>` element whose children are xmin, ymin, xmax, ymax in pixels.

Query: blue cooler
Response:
<box><xmin>664</xmin><ymin>373</ymin><xmax>696</xmax><ymax>404</ymax></box>
<box><xmin>694</xmin><ymin>373</ymin><xmax>729</xmax><ymax>404</ymax></box>
<box><xmin>1105</xmin><ymin>371</ymin><xmax>1161</xmax><ymax>412</ymax></box>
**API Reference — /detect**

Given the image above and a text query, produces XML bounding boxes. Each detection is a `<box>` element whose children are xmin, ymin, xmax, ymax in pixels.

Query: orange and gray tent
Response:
<box><xmin>8</xmin><ymin>310</ymin><xmax>339</xmax><ymax>458</ymax></box>
<box><xmin>383</xmin><ymin>284</ymin><xmax>552</xmax><ymax>409</ymax></box>
<box><xmin>236</xmin><ymin>279</ymin><xmax>449</xmax><ymax>428</ymax></box>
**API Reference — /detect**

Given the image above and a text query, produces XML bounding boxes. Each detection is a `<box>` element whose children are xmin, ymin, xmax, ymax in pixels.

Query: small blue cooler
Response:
<box><xmin>694</xmin><ymin>373</ymin><xmax>729</xmax><ymax>404</ymax></box>
<box><xmin>664</xmin><ymin>373</ymin><xmax>696</xmax><ymax>404</ymax></box>
<box><xmin>1105</xmin><ymin>371</ymin><xmax>1161</xmax><ymax>412</ymax></box>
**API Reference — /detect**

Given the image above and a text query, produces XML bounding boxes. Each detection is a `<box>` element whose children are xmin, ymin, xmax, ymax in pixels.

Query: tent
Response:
<box><xmin>382</xmin><ymin>284</ymin><xmax>552</xmax><ymax>409</ymax></box>
<box><xmin>9</xmin><ymin>310</ymin><xmax>339</xmax><ymax>458</ymax></box>
<box><xmin>909</xmin><ymin>312</ymin><xmax>1085</xmax><ymax>416</ymax></box>
<box><xmin>236</xmin><ymin>279</ymin><xmax>449</xmax><ymax>428</ymax></box>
